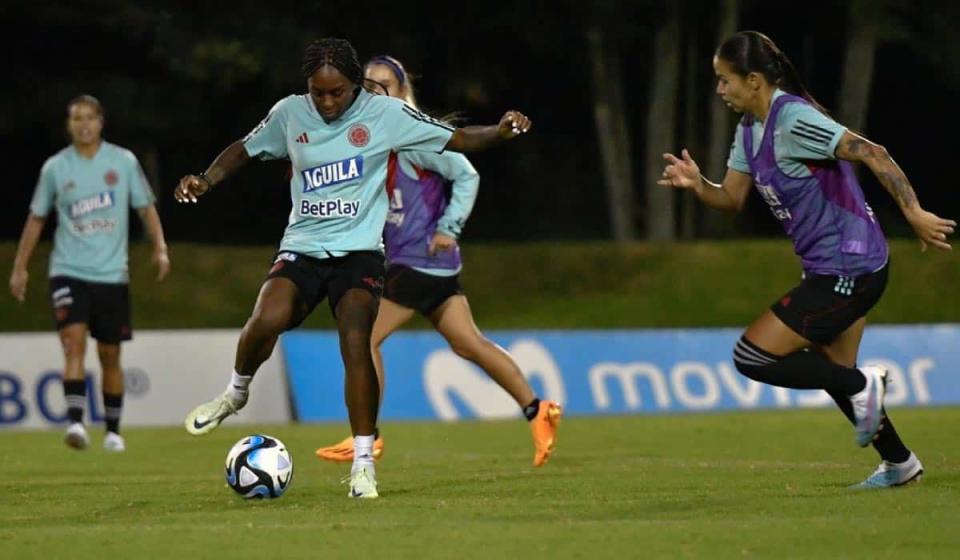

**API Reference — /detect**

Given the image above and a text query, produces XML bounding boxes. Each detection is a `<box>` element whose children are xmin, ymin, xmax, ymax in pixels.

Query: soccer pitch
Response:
<box><xmin>2</xmin><ymin>409</ymin><xmax>957</xmax><ymax>559</ymax></box>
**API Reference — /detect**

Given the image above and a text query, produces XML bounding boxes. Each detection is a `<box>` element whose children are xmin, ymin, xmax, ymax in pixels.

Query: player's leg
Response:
<box><xmin>430</xmin><ymin>294</ymin><xmax>561</xmax><ymax>467</ymax></box>
<box><xmin>815</xmin><ymin>318</ymin><xmax>923</xmax><ymax>488</ymax></box>
<box><xmin>328</xmin><ymin>252</ymin><xmax>384</xmax><ymax>498</ymax></box>
<box><xmin>97</xmin><ymin>342</ymin><xmax>125</xmax><ymax>451</ymax></box>
<box><xmin>185</xmin><ymin>275</ymin><xmax>305</xmax><ymax>435</ymax></box>
<box><xmin>50</xmin><ymin>277</ymin><xmax>91</xmax><ymax>450</ymax></box>
<box><xmin>88</xmin><ymin>281</ymin><xmax>132</xmax><ymax>452</ymax></box>
<box><xmin>733</xmin><ymin>274</ymin><xmax>887</xmax><ymax>447</ymax></box>
<box><xmin>315</xmin><ymin>297</ymin><xmax>412</xmax><ymax>462</ymax></box>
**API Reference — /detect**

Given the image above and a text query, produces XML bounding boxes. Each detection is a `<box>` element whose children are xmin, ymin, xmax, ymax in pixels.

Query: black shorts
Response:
<box><xmin>384</xmin><ymin>265</ymin><xmax>463</xmax><ymax>316</ymax></box>
<box><xmin>770</xmin><ymin>262</ymin><xmax>889</xmax><ymax>345</ymax></box>
<box><xmin>48</xmin><ymin>276</ymin><xmax>132</xmax><ymax>343</ymax></box>
<box><xmin>266</xmin><ymin>250</ymin><xmax>385</xmax><ymax>329</ymax></box>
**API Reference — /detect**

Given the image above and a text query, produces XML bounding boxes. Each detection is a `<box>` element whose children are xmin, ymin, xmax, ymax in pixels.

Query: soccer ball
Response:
<box><xmin>225</xmin><ymin>434</ymin><xmax>293</xmax><ymax>499</ymax></box>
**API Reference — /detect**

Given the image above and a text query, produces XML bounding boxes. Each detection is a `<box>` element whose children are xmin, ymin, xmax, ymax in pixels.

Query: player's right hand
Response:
<box><xmin>174</xmin><ymin>175</ymin><xmax>211</xmax><ymax>203</ymax></box>
<box><xmin>9</xmin><ymin>268</ymin><xmax>28</xmax><ymax>303</ymax></box>
<box><xmin>658</xmin><ymin>149</ymin><xmax>702</xmax><ymax>190</ymax></box>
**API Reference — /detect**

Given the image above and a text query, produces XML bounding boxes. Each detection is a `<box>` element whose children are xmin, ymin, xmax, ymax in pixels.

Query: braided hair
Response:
<box><xmin>716</xmin><ymin>31</ymin><xmax>828</xmax><ymax>115</ymax></box>
<box><xmin>301</xmin><ymin>38</ymin><xmax>363</xmax><ymax>84</ymax></box>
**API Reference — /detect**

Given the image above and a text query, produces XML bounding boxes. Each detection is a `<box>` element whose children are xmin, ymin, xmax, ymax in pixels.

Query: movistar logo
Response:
<box><xmin>301</xmin><ymin>156</ymin><xmax>364</xmax><ymax>192</ymax></box>
<box><xmin>69</xmin><ymin>191</ymin><xmax>114</xmax><ymax>218</ymax></box>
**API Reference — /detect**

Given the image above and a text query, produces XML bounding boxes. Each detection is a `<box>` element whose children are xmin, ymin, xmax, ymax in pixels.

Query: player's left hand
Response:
<box><xmin>498</xmin><ymin>111</ymin><xmax>532</xmax><ymax>139</ymax></box>
<box><xmin>428</xmin><ymin>232</ymin><xmax>457</xmax><ymax>256</ymax></box>
<box><xmin>153</xmin><ymin>247</ymin><xmax>170</xmax><ymax>281</ymax></box>
<box><xmin>905</xmin><ymin>207</ymin><xmax>955</xmax><ymax>252</ymax></box>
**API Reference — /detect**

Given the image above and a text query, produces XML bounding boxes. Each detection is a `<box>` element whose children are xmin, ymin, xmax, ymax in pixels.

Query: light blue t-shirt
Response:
<box><xmin>30</xmin><ymin>142</ymin><xmax>156</xmax><ymax>283</ymax></box>
<box><xmin>243</xmin><ymin>89</ymin><xmax>455</xmax><ymax>258</ymax></box>
<box><xmin>727</xmin><ymin>89</ymin><xmax>847</xmax><ymax>177</ymax></box>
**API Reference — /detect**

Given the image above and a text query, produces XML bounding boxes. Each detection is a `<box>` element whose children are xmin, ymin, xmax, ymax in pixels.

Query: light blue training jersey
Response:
<box><xmin>30</xmin><ymin>142</ymin><xmax>156</xmax><ymax>283</ymax></box>
<box><xmin>242</xmin><ymin>89</ymin><xmax>455</xmax><ymax>258</ymax></box>
<box><xmin>727</xmin><ymin>89</ymin><xmax>848</xmax><ymax>178</ymax></box>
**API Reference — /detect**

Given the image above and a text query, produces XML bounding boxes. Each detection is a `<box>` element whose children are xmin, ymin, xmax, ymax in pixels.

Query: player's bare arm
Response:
<box><xmin>8</xmin><ymin>213</ymin><xmax>46</xmax><ymax>302</ymax></box>
<box><xmin>175</xmin><ymin>140</ymin><xmax>251</xmax><ymax>203</ymax></box>
<box><xmin>445</xmin><ymin>110</ymin><xmax>531</xmax><ymax>152</ymax></box>
<box><xmin>136</xmin><ymin>205</ymin><xmax>170</xmax><ymax>281</ymax></box>
<box><xmin>659</xmin><ymin>149</ymin><xmax>753</xmax><ymax>211</ymax></box>
<box><xmin>835</xmin><ymin>131</ymin><xmax>956</xmax><ymax>251</ymax></box>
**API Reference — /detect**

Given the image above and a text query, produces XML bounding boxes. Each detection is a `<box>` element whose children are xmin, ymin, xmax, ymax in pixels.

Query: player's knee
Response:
<box><xmin>58</xmin><ymin>331</ymin><xmax>86</xmax><ymax>359</ymax></box>
<box><xmin>247</xmin><ymin>306</ymin><xmax>290</xmax><ymax>336</ymax></box>
<box><xmin>449</xmin><ymin>337</ymin><xmax>484</xmax><ymax>362</ymax></box>
<box><xmin>96</xmin><ymin>344</ymin><xmax>120</xmax><ymax>366</ymax></box>
<box><xmin>732</xmin><ymin>336</ymin><xmax>777</xmax><ymax>383</ymax></box>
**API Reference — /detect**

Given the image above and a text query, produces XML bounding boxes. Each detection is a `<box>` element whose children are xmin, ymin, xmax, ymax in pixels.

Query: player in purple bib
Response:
<box><xmin>315</xmin><ymin>56</ymin><xmax>562</xmax><ymax>468</ymax></box>
<box><xmin>659</xmin><ymin>31</ymin><xmax>955</xmax><ymax>489</ymax></box>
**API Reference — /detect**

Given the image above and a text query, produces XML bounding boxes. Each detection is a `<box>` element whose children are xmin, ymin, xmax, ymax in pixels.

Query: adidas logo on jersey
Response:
<box><xmin>301</xmin><ymin>156</ymin><xmax>365</xmax><ymax>192</ymax></box>
<box><xmin>295</xmin><ymin>132</ymin><xmax>310</xmax><ymax>144</ymax></box>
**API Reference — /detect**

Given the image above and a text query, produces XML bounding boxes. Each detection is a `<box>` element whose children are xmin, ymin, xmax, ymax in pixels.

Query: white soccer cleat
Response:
<box><xmin>64</xmin><ymin>422</ymin><xmax>89</xmax><ymax>450</ymax></box>
<box><xmin>852</xmin><ymin>452</ymin><xmax>924</xmax><ymax>489</ymax></box>
<box><xmin>346</xmin><ymin>467</ymin><xmax>379</xmax><ymax>499</ymax></box>
<box><xmin>850</xmin><ymin>365</ymin><xmax>888</xmax><ymax>447</ymax></box>
<box><xmin>104</xmin><ymin>432</ymin><xmax>126</xmax><ymax>452</ymax></box>
<box><xmin>184</xmin><ymin>390</ymin><xmax>247</xmax><ymax>436</ymax></box>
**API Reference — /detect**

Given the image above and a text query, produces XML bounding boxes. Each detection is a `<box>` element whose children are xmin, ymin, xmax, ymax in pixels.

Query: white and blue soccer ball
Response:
<box><xmin>225</xmin><ymin>434</ymin><xmax>293</xmax><ymax>499</ymax></box>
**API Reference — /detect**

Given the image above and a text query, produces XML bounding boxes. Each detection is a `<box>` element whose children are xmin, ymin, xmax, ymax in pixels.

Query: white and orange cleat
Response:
<box><xmin>531</xmin><ymin>401</ymin><xmax>562</xmax><ymax>467</ymax></box>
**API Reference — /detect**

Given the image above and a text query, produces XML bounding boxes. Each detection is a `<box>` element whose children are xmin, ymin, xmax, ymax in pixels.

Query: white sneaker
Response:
<box><xmin>104</xmin><ymin>432</ymin><xmax>126</xmax><ymax>452</ymax></box>
<box><xmin>184</xmin><ymin>390</ymin><xmax>247</xmax><ymax>436</ymax></box>
<box><xmin>852</xmin><ymin>452</ymin><xmax>924</xmax><ymax>489</ymax></box>
<box><xmin>346</xmin><ymin>467</ymin><xmax>379</xmax><ymax>499</ymax></box>
<box><xmin>64</xmin><ymin>423</ymin><xmax>89</xmax><ymax>450</ymax></box>
<box><xmin>849</xmin><ymin>365</ymin><xmax>887</xmax><ymax>447</ymax></box>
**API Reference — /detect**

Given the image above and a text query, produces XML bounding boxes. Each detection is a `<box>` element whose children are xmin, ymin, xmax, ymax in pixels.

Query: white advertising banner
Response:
<box><xmin>0</xmin><ymin>330</ymin><xmax>290</xmax><ymax>429</ymax></box>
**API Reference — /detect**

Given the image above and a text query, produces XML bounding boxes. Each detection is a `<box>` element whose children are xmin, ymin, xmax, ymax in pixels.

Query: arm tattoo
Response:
<box><xmin>877</xmin><ymin>170</ymin><xmax>919</xmax><ymax>210</ymax></box>
<box><xmin>839</xmin><ymin>137</ymin><xmax>867</xmax><ymax>159</ymax></box>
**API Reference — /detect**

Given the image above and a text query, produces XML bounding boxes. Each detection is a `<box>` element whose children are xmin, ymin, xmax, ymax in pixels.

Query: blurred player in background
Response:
<box><xmin>9</xmin><ymin>94</ymin><xmax>170</xmax><ymax>452</ymax></box>
<box><xmin>659</xmin><ymin>31</ymin><xmax>955</xmax><ymax>489</ymax></box>
<box><xmin>176</xmin><ymin>38</ymin><xmax>532</xmax><ymax>498</ymax></box>
<box><xmin>315</xmin><ymin>55</ymin><xmax>562</xmax><ymax>467</ymax></box>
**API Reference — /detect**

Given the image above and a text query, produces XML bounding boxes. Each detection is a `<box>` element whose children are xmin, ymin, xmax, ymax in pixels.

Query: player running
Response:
<box><xmin>659</xmin><ymin>31</ymin><xmax>954</xmax><ymax>489</ymax></box>
<box><xmin>315</xmin><ymin>55</ymin><xmax>561</xmax><ymax>468</ymax></box>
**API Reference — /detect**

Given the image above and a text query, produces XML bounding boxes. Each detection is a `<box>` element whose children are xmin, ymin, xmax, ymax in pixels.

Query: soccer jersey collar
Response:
<box><xmin>304</xmin><ymin>87</ymin><xmax>371</xmax><ymax>125</ymax></box>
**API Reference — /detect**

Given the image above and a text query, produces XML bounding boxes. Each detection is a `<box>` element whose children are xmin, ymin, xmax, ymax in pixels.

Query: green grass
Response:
<box><xmin>1</xmin><ymin>240</ymin><xmax>957</xmax><ymax>331</ymax></box>
<box><xmin>1</xmin><ymin>408</ymin><xmax>957</xmax><ymax>559</ymax></box>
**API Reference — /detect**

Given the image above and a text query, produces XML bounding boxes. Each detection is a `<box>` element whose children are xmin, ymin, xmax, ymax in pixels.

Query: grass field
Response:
<box><xmin>2</xmin><ymin>408</ymin><xmax>958</xmax><ymax>559</ymax></box>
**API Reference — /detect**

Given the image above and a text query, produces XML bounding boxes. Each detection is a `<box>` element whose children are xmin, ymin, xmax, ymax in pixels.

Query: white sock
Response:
<box><xmin>353</xmin><ymin>434</ymin><xmax>376</xmax><ymax>475</ymax></box>
<box><xmin>226</xmin><ymin>370</ymin><xmax>252</xmax><ymax>402</ymax></box>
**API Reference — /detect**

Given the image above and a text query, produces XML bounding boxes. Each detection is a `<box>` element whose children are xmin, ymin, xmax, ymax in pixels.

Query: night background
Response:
<box><xmin>2</xmin><ymin>0</ymin><xmax>958</xmax><ymax>244</ymax></box>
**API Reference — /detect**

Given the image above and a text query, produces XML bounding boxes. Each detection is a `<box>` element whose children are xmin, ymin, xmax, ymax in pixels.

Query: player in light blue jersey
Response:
<box><xmin>659</xmin><ymin>32</ymin><xmax>955</xmax><ymax>489</ymax></box>
<box><xmin>316</xmin><ymin>56</ymin><xmax>561</xmax><ymax>468</ymax></box>
<box><xmin>177</xmin><ymin>38</ymin><xmax>532</xmax><ymax>498</ymax></box>
<box><xmin>9</xmin><ymin>95</ymin><xmax>170</xmax><ymax>452</ymax></box>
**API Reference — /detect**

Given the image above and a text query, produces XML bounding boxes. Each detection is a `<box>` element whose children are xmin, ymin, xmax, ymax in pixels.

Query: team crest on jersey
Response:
<box><xmin>301</xmin><ymin>156</ymin><xmax>364</xmax><ymax>192</ymax></box>
<box><xmin>348</xmin><ymin>124</ymin><xmax>370</xmax><ymax>147</ymax></box>
<box><xmin>104</xmin><ymin>169</ymin><xmax>118</xmax><ymax>187</ymax></box>
<box><xmin>63</xmin><ymin>181</ymin><xmax>76</xmax><ymax>192</ymax></box>
<box><xmin>69</xmin><ymin>191</ymin><xmax>115</xmax><ymax>218</ymax></box>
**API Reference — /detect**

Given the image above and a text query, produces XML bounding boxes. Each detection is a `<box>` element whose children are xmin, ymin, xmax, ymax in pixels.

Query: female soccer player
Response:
<box><xmin>314</xmin><ymin>56</ymin><xmax>561</xmax><ymax>467</ymax></box>
<box><xmin>9</xmin><ymin>94</ymin><xmax>170</xmax><ymax>452</ymax></box>
<box><xmin>659</xmin><ymin>31</ymin><xmax>955</xmax><ymax>489</ymax></box>
<box><xmin>177</xmin><ymin>39</ymin><xmax>532</xmax><ymax>499</ymax></box>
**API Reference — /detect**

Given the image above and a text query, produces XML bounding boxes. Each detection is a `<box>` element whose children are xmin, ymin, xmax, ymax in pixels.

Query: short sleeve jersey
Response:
<box><xmin>242</xmin><ymin>89</ymin><xmax>455</xmax><ymax>258</ymax></box>
<box><xmin>727</xmin><ymin>89</ymin><xmax>847</xmax><ymax>178</ymax></box>
<box><xmin>30</xmin><ymin>142</ymin><xmax>156</xmax><ymax>283</ymax></box>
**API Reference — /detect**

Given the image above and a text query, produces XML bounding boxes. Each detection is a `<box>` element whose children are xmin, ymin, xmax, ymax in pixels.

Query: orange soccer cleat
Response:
<box><xmin>315</xmin><ymin>435</ymin><xmax>385</xmax><ymax>463</ymax></box>
<box><xmin>531</xmin><ymin>400</ymin><xmax>562</xmax><ymax>467</ymax></box>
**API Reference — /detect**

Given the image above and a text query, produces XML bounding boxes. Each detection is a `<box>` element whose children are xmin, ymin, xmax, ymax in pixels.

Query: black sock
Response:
<box><xmin>104</xmin><ymin>393</ymin><xmax>123</xmax><ymax>434</ymax></box>
<box><xmin>733</xmin><ymin>337</ymin><xmax>867</xmax><ymax>394</ymax></box>
<box><xmin>827</xmin><ymin>391</ymin><xmax>911</xmax><ymax>463</ymax></box>
<box><xmin>63</xmin><ymin>379</ymin><xmax>86</xmax><ymax>424</ymax></box>
<box><xmin>373</xmin><ymin>426</ymin><xmax>380</xmax><ymax>440</ymax></box>
<box><xmin>522</xmin><ymin>398</ymin><xmax>541</xmax><ymax>422</ymax></box>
